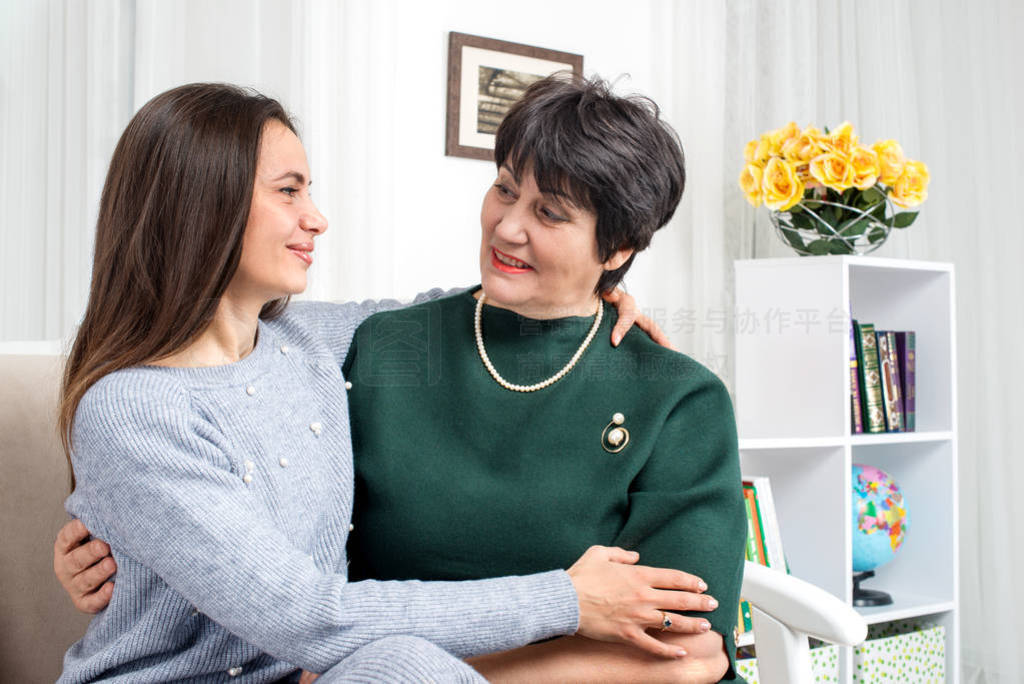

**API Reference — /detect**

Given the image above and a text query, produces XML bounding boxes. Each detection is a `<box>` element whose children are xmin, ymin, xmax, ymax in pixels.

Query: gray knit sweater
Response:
<box><xmin>60</xmin><ymin>295</ymin><xmax>579</xmax><ymax>683</ymax></box>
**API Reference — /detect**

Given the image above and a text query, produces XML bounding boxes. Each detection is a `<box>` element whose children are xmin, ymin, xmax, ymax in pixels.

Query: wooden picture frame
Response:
<box><xmin>445</xmin><ymin>32</ymin><xmax>583</xmax><ymax>160</ymax></box>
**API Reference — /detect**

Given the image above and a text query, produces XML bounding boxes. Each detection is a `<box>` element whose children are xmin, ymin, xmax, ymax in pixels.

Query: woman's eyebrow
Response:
<box><xmin>270</xmin><ymin>171</ymin><xmax>308</xmax><ymax>185</ymax></box>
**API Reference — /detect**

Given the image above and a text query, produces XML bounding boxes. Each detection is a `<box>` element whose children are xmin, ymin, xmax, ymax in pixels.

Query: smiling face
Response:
<box><xmin>479</xmin><ymin>165</ymin><xmax>631</xmax><ymax>319</ymax></box>
<box><xmin>226</xmin><ymin>120</ymin><xmax>327</xmax><ymax>306</ymax></box>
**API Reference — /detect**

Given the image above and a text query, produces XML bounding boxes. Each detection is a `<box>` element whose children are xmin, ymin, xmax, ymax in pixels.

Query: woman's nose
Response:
<box><xmin>493</xmin><ymin>203</ymin><xmax>528</xmax><ymax>244</ymax></box>
<box><xmin>300</xmin><ymin>202</ymin><xmax>328</xmax><ymax>235</ymax></box>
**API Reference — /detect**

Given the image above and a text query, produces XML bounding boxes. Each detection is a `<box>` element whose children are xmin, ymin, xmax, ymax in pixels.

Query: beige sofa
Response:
<box><xmin>0</xmin><ymin>354</ymin><xmax>92</xmax><ymax>682</ymax></box>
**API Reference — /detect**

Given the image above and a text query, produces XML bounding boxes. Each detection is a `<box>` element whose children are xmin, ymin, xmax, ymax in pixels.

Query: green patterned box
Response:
<box><xmin>735</xmin><ymin>644</ymin><xmax>839</xmax><ymax>683</ymax></box>
<box><xmin>853</xmin><ymin>622</ymin><xmax>945</xmax><ymax>682</ymax></box>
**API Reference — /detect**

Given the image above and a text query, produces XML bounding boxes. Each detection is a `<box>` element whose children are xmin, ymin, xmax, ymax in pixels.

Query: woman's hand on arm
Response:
<box><xmin>602</xmin><ymin>289</ymin><xmax>675</xmax><ymax>349</ymax></box>
<box><xmin>566</xmin><ymin>545</ymin><xmax>718</xmax><ymax>658</ymax></box>
<box><xmin>53</xmin><ymin>518</ymin><xmax>116</xmax><ymax>613</ymax></box>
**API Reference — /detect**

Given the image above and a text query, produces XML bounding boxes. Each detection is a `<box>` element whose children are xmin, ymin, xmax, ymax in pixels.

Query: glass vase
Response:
<box><xmin>770</xmin><ymin>197</ymin><xmax>896</xmax><ymax>256</ymax></box>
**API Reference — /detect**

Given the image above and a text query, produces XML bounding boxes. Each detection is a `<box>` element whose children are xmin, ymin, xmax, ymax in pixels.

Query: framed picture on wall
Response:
<box><xmin>445</xmin><ymin>32</ymin><xmax>583</xmax><ymax>160</ymax></box>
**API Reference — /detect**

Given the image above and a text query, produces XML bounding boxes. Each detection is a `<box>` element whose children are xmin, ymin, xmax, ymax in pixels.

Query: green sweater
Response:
<box><xmin>343</xmin><ymin>289</ymin><xmax>746</xmax><ymax>677</ymax></box>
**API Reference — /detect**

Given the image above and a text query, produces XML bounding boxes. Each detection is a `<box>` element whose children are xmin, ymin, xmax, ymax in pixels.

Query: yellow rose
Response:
<box><xmin>872</xmin><ymin>139</ymin><xmax>906</xmax><ymax>185</ymax></box>
<box><xmin>821</xmin><ymin>121</ymin><xmax>858</xmax><ymax>156</ymax></box>
<box><xmin>738</xmin><ymin>163</ymin><xmax>764</xmax><ymax>207</ymax></box>
<box><xmin>850</xmin><ymin>146</ymin><xmax>881</xmax><ymax>190</ymax></box>
<box><xmin>889</xmin><ymin>160</ymin><xmax>929</xmax><ymax>208</ymax></box>
<box><xmin>754</xmin><ymin>134</ymin><xmax>777</xmax><ymax>162</ymax></box>
<box><xmin>809</xmin><ymin>151</ymin><xmax>856</xmax><ymax>191</ymax></box>
<box><xmin>743</xmin><ymin>139</ymin><xmax>759</xmax><ymax>164</ymax></box>
<box><xmin>781</xmin><ymin>126</ymin><xmax>824</xmax><ymax>164</ymax></box>
<box><xmin>771</xmin><ymin>121</ymin><xmax>801</xmax><ymax>149</ymax></box>
<box><xmin>761</xmin><ymin>157</ymin><xmax>804</xmax><ymax>211</ymax></box>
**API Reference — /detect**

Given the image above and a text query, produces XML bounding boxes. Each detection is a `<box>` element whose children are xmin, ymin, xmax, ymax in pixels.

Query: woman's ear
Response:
<box><xmin>602</xmin><ymin>247</ymin><xmax>634</xmax><ymax>272</ymax></box>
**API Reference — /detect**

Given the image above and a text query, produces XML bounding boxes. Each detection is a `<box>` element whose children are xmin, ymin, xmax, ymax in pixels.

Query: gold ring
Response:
<box><xmin>660</xmin><ymin>611</ymin><xmax>672</xmax><ymax>631</ymax></box>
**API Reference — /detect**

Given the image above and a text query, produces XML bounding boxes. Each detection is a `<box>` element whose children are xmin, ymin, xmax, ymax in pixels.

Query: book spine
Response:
<box><xmin>751</xmin><ymin>477</ymin><xmax>787</xmax><ymax>573</ymax></box>
<box><xmin>850</xmin><ymin>321</ymin><xmax>864</xmax><ymax>433</ymax></box>
<box><xmin>858</xmin><ymin>323</ymin><xmax>887</xmax><ymax>433</ymax></box>
<box><xmin>738</xmin><ymin>488</ymin><xmax>757</xmax><ymax>635</ymax></box>
<box><xmin>886</xmin><ymin>331</ymin><xmax>905</xmax><ymax>431</ymax></box>
<box><xmin>741</xmin><ymin>600</ymin><xmax>752</xmax><ymax>633</ymax></box>
<box><xmin>743</xmin><ymin>486</ymin><xmax>768</xmax><ymax>565</ymax></box>
<box><xmin>750</xmin><ymin>487</ymin><xmax>769</xmax><ymax>566</ymax></box>
<box><xmin>877</xmin><ymin>331</ymin><xmax>904</xmax><ymax>431</ymax></box>
<box><xmin>743</xmin><ymin>495</ymin><xmax>758</xmax><ymax>563</ymax></box>
<box><xmin>896</xmin><ymin>331</ymin><xmax>916</xmax><ymax>431</ymax></box>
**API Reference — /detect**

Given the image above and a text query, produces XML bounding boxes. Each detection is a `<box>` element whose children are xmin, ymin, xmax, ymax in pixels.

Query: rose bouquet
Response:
<box><xmin>738</xmin><ymin>121</ymin><xmax>929</xmax><ymax>255</ymax></box>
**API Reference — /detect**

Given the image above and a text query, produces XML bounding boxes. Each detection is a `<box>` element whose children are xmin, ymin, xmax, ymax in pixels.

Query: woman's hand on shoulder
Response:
<box><xmin>566</xmin><ymin>546</ymin><xmax>718</xmax><ymax>659</ymax></box>
<box><xmin>53</xmin><ymin>518</ymin><xmax>116</xmax><ymax>613</ymax></box>
<box><xmin>602</xmin><ymin>289</ymin><xmax>675</xmax><ymax>349</ymax></box>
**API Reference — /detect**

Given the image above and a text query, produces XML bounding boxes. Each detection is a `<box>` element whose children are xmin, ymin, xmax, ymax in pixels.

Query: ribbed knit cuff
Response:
<box><xmin>515</xmin><ymin>569</ymin><xmax>580</xmax><ymax>638</ymax></box>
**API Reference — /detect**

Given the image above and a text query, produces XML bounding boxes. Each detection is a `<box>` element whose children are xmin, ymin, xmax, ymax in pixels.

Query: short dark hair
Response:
<box><xmin>494</xmin><ymin>73</ymin><xmax>686</xmax><ymax>293</ymax></box>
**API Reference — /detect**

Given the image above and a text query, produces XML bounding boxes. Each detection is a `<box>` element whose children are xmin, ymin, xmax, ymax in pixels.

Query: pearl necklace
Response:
<box><xmin>474</xmin><ymin>293</ymin><xmax>603</xmax><ymax>392</ymax></box>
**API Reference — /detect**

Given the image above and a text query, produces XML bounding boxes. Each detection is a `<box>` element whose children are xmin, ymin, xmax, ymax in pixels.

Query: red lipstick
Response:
<box><xmin>491</xmin><ymin>247</ymin><xmax>532</xmax><ymax>274</ymax></box>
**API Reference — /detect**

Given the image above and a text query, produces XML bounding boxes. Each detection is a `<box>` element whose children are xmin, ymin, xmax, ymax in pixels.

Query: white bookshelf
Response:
<box><xmin>734</xmin><ymin>256</ymin><xmax>959</xmax><ymax>682</ymax></box>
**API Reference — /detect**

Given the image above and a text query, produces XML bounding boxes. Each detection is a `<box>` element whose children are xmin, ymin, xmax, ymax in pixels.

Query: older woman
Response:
<box><xmin>51</xmin><ymin>81</ymin><xmax>722</xmax><ymax>683</ymax></box>
<box><xmin>341</xmin><ymin>74</ymin><xmax>746</xmax><ymax>682</ymax></box>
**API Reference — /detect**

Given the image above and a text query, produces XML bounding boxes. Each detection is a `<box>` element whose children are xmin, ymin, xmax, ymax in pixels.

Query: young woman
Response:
<box><xmin>53</xmin><ymin>83</ymin><xmax>718</xmax><ymax>683</ymax></box>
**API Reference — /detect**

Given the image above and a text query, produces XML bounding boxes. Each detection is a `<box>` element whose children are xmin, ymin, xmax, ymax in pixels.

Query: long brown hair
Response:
<box><xmin>59</xmin><ymin>83</ymin><xmax>295</xmax><ymax>487</ymax></box>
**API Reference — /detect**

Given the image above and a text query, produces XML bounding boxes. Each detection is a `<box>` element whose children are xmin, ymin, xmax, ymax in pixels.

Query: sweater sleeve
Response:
<box><xmin>610</xmin><ymin>368</ymin><xmax>746</xmax><ymax>679</ymax></box>
<box><xmin>67</xmin><ymin>374</ymin><xmax>578</xmax><ymax>672</ymax></box>
<box><xmin>290</xmin><ymin>287</ymin><xmax>468</xmax><ymax>367</ymax></box>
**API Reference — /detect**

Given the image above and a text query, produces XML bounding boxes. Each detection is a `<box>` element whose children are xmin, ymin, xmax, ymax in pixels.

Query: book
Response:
<box><xmin>854</xmin><ymin>322</ymin><xmax>886</xmax><ymax>433</ymax></box>
<box><xmin>877</xmin><ymin>330</ymin><xmax>905</xmax><ymax>431</ymax></box>
<box><xmin>741</xmin><ymin>489</ymin><xmax>765</xmax><ymax>565</ymax></box>
<box><xmin>895</xmin><ymin>331</ymin><xmax>916</xmax><ymax>431</ymax></box>
<box><xmin>737</xmin><ymin>476</ymin><xmax>788</xmax><ymax>637</ymax></box>
<box><xmin>850</xmin><ymin>321</ymin><xmax>864</xmax><ymax>433</ymax></box>
<box><xmin>739</xmin><ymin>600</ymin><xmax>753</xmax><ymax>633</ymax></box>
<box><xmin>738</xmin><ymin>501</ymin><xmax>757</xmax><ymax>636</ymax></box>
<box><xmin>745</xmin><ymin>477</ymin><xmax>787</xmax><ymax>572</ymax></box>
<box><xmin>886</xmin><ymin>331</ymin><xmax>906</xmax><ymax>430</ymax></box>
<box><xmin>742</xmin><ymin>496</ymin><xmax>759</xmax><ymax>564</ymax></box>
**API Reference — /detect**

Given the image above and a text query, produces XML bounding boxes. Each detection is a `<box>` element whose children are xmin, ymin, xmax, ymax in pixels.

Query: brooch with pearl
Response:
<box><xmin>601</xmin><ymin>412</ymin><xmax>630</xmax><ymax>453</ymax></box>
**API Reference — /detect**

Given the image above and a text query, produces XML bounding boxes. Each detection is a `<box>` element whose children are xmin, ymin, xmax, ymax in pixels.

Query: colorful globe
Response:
<box><xmin>852</xmin><ymin>464</ymin><xmax>908</xmax><ymax>573</ymax></box>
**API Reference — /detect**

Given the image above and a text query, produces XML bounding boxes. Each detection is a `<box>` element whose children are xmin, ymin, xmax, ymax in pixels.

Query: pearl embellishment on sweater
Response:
<box><xmin>601</xmin><ymin>413</ymin><xmax>631</xmax><ymax>453</ymax></box>
<box><xmin>474</xmin><ymin>293</ymin><xmax>602</xmax><ymax>393</ymax></box>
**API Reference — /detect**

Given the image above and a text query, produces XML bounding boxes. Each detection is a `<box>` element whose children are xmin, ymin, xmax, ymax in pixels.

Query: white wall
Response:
<box><xmin>335</xmin><ymin>0</ymin><xmax>669</xmax><ymax>303</ymax></box>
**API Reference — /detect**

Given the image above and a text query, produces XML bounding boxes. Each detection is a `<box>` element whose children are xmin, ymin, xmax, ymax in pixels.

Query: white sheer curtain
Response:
<box><xmin>0</xmin><ymin>0</ymin><xmax>134</xmax><ymax>341</ymax></box>
<box><xmin>2</xmin><ymin>1</ymin><xmax>1021</xmax><ymax>679</ymax></box>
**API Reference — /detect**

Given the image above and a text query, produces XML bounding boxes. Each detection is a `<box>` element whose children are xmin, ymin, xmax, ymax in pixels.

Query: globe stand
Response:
<box><xmin>852</xmin><ymin>570</ymin><xmax>892</xmax><ymax>606</ymax></box>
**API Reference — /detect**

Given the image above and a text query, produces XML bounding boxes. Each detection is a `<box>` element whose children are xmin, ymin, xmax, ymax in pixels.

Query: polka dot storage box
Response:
<box><xmin>735</xmin><ymin>643</ymin><xmax>840</xmax><ymax>683</ymax></box>
<box><xmin>853</xmin><ymin>621</ymin><xmax>945</xmax><ymax>683</ymax></box>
